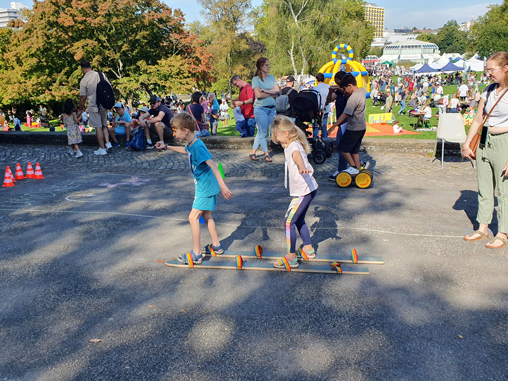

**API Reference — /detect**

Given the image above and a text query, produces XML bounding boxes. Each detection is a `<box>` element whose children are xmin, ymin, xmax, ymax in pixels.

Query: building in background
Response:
<box><xmin>0</xmin><ymin>2</ymin><xmax>28</xmax><ymax>28</ymax></box>
<box><xmin>363</xmin><ymin>3</ymin><xmax>385</xmax><ymax>38</ymax></box>
<box><xmin>378</xmin><ymin>40</ymin><xmax>441</xmax><ymax>64</ymax></box>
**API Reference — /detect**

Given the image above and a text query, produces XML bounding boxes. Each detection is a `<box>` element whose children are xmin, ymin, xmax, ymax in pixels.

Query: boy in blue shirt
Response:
<box><xmin>155</xmin><ymin>112</ymin><xmax>233</xmax><ymax>264</ymax></box>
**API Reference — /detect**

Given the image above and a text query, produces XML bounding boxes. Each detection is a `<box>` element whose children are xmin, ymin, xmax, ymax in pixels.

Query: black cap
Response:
<box><xmin>149</xmin><ymin>95</ymin><xmax>161</xmax><ymax>103</ymax></box>
<box><xmin>286</xmin><ymin>76</ymin><xmax>295</xmax><ymax>82</ymax></box>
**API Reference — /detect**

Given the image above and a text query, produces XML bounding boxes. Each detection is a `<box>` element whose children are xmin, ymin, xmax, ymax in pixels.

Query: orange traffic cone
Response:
<box><xmin>15</xmin><ymin>163</ymin><xmax>25</xmax><ymax>180</ymax></box>
<box><xmin>7</xmin><ymin>166</ymin><xmax>15</xmax><ymax>182</ymax></box>
<box><xmin>34</xmin><ymin>163</ymin><xmax>44</xmax><ymax>179</ymax></box>
<box><xmin>26</xmin><ymin>162</ymin><xmax>34</xmax><ymax>179</ymax></box>
<box><xmin>3</xmin><ymin>167</ymin><xmax>14</xmax><ymax>187</ymax></box>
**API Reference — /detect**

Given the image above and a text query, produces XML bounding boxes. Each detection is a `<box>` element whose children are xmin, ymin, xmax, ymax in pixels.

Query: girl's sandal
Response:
<box><xmin>274</xmin><ymin>256</ymin><xmax>299</xmax><ymax>269</ymax></box>
<box><xmin>297</xmin><ymin>247</ymin><xmax>316</xmax><ymax>260</ymax></box>
<box><xmin>264</xmin><ymin>155</ymin><xmax>272</xmax><ymax>162</ymax></box>
<box><xmin>249</xmin><ymin>154</ymin><xmax>258</xmax><ymax>161</ymax></box>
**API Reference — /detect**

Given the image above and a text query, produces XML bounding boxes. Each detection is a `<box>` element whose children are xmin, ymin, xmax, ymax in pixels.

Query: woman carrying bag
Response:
<box><xmin>462</xmin><ymin>52</ymin><xmax>508</xmax><ymax>248</ymax></box>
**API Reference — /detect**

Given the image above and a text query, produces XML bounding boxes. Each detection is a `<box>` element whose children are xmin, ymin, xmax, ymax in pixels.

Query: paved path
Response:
<box><xmin>1</xmin><ymin>143</ymin><xmax>507</xmax><ymax>381</ymax></box>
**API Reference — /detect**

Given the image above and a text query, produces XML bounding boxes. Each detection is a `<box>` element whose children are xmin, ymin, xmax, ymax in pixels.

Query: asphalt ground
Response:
<box><xmin>0</xmin><ymin>143</ymin><xmax>507</xmax><ymax>381</ymax></box>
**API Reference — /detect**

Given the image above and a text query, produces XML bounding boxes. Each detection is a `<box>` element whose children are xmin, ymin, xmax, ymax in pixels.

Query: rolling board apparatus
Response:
<box><xmin>201</xmin><ymin>245</ymin><xmax>384</xmax><ymax>265</ymax></box>
<box><xmin>165</xmin><ymin>254</ymin><xmax>370</xmax><ymax>275</ymax></box>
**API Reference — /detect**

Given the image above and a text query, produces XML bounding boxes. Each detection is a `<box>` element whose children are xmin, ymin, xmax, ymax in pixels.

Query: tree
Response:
<box><xmin>469</xmin><ymin>1</ymin><xmax>508</xmax><ymax>57</ymax></box>
<box><xmin>416</xmin><ymin>33</ymin><xmax>437</xmax><ymax>43</ymax></box>
<box><xmin>1</xmin><ymin>0</ymin><xmax>212</xmax><ymax>106</ymax></box>
<box><xmin>195</xmin><ymin>0</ymin><xmax>259</xmax><ymax>95</ymax></box>
<box><xmin>253</xmin><ymin>0</ymin><xmax>374</xmax><ymax>78</ymax></box>
<box><xmin>368</xmin><ymin>47</ymin><xmax>383</xmax><ymax>58</ymax></box>
<box><xmin>435</xmin><ymin>20</ymin><xmax>467</xmax><ymax>54</ymax></box>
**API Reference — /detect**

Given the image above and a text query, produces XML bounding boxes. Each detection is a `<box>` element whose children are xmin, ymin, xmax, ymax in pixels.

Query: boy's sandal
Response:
<box><xmin>177</xmin><ymin>251</ymin><xmax>203</xmax><ymax>264</ymax></box>
<box><xmin>297</xmin><ymin>247</ymin><xmax>316</xmax><ymax>260</ymax></box>
<box><xmin>274</xmin><ymin>256</ymin><xmax>299</xmax><ymax>269</ymax></box>
<box><xmin>249</xmin><ymin>154</ymin><xmax>258</xmax><ymax>161</ymax></box>
<box><xmin>485</xmin><ymin>236</ymin><xmax>508</xmax><ymax>249</ymax></box>
<box><xmin>264</xmin><ymin>155</ymin><xmax>272</xmax><ymax>162</ymax></box>
<box><xmin>463</xmin><ymin>230</ymin><xmax>489</xmax><ymax>242</ymax></box>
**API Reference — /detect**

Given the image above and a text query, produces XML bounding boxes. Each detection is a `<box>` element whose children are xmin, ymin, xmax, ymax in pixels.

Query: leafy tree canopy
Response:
<box><xmin>469</xmin><ymin>0</ymin><xmax>508</xmax><ymax>58</ymax></box>
<box><xmin>1</xmin><ymin>0</ymin><xmax>212</xmax><ymax>106</ymax></box>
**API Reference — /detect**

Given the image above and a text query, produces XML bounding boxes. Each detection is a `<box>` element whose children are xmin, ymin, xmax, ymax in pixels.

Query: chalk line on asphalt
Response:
<box><xmin>0</xmin><ymin>207</ymin><xmax>464</xmax><ymax>238</ymax></box>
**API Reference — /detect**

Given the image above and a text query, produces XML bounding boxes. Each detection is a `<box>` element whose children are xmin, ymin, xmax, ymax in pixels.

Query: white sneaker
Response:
<box><xmin>361</xmin><ymin>161</ymin><xmax>371</xmax><ymax>170</ymax></box>
<box><xmin>328</xmin><ymin>170</ymin><xmax>340</xmax><ymax>181</ymax></box>
<box><xmin>68</xmin><ymin>149</ymin><xmax>76</xmax><ymax>156</ymax></box>
<box><xmin>75</xmin><ymin>151</ymin><xmax>83</xmax><ymax>158</ymax></box>
<box><xmin>94</xmin><ymin>148</ymin><xmax>108</xmax><ymax>156</ymax></box>
<box><xmin>105</xmin><ymin>142</ymin><xmax>112</xmax><ymax>151</ymax></box>
<box><xmin>343</xmin><ymin>166</ymin><xmax>360</xmax><ymax>175</ymax></box>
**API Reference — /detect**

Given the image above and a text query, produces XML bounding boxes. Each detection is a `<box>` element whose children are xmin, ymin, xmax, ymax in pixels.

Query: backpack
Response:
<box><xmin>127</xmin><ymin>128</ymin><xmax>146</xmax><ymax>151</ymax></box>
<box><xmin>96</xmin><ymin>71</ymin><xmax>115</xmax><ymax>109</ymax></box>
<box><xmin>276</xmin><ymin>88</ymin><xmax>294</xmax><ymax>113</ymax></box>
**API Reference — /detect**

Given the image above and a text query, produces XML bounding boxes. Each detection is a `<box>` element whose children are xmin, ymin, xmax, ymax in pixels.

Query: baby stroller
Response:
<box><xmin>292</xmin><ymin>90</ymin><xmax>333</xmax><ymax>165</ymax></box>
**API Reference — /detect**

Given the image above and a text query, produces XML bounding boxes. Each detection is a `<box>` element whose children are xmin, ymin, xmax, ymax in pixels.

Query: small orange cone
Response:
<box><xmin>7</xmin><ymin>166</ymin><xmax>15</xmax><ymax>182</ymax></box>
<box><xmin>26</xmin><ymin>162</ymin><xmax>35</xmax><ymax>179</ymax></box>
<box><xmin>15</xmin><ymin>163</ymin><xmax>25</xmax><ymax>180</ymax></box>
<box><xmin>3</xmin><ymin>167</ymin><xmax>14</xmax><ymax>187</ymax></box>
<box><xmin>34</xmin><ymin>163</ymin><xmax>44</xmax><ymax>179</ymax></box>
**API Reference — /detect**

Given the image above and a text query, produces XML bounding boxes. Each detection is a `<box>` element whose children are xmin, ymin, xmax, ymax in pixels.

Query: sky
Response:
<box><xmin>0</xmin><ymin>0</ymin><xmax>504</xmax><ymax>30</ymax></box>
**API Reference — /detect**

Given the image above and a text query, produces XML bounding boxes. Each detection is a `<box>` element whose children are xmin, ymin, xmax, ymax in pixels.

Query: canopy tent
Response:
<box><xmin>465</xmin><ymin>57</ymin><xmax>484</xmax><ymax>72</ymax></box>
<box><xmin>439</xmin><ymin>61</ymin><xmax>464</xmax><ymax>73</ymax></box>
<box><xmin>410</xmin><ymin>63</ymin><xmax>423</xmax><ymax>71</ymax></box>
<box><xmin>431</xmin><ymin>56</ymin><xmax>451</xmax><ymax>68</ymax></box>
<box><xmin>414</xmin><ymin>63</ymin><xmax>441</xmax><ymax>74</ymax></box>
<box><xmin>381</xmin><ymin>61</ymin><xmax>394</xmax><ymax>66</ymax></box>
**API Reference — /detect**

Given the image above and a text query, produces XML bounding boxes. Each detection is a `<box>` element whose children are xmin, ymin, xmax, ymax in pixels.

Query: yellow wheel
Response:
<box><xmin>336</xmin><ymin>172</ymin><xmax>352</xmax><ymax>187</ymax></box>
<box><xmin>355</xmin><ymin>171</ymin><xmax>372</xmax><ymax>189</ymax></box>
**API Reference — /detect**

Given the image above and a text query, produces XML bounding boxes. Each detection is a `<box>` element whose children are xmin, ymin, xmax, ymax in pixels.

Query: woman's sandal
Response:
<box><xmin>485</xmin><ymin>236</ymin><xmax>508</xmax><ymax>249</ymax></box>
<box><xmin>463</xmin><ymin>230</ymin><xmax>489</xmax><ymax>242</ymax></box>
<box><xmin>274</xmin><ymin>256</ymin><xmax>299</xmax><ymax>269</ymax></box>
<box><xmin>264</xmin><ymin>155</ymin><xmax>272</xmax><ymax>162</ymax></box>
<box><xmin>249</xmin><ymin>154</ymin><xmax>258</xmax><ymax>161</ymax></box>
<box><xmin>296</xmin><ymin>247</ymin><xmax>316</xmax><ymax>260</ymax></box>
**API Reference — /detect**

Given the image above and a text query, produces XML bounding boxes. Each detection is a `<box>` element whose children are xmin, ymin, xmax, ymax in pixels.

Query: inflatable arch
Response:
<box><xmin>318</xmin><ymin>43</ymin><xmax>370</xmax><ymax>98</ymax></box>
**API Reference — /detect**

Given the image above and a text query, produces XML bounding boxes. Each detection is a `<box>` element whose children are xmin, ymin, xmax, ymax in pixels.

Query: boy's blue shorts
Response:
<box><xmin>193</xmin><ymin>195</ymin><xmax>218</xmax><ymax>211</ymax></box>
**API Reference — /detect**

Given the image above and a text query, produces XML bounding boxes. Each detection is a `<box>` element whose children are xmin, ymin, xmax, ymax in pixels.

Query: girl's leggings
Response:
<box><xmin>285</xmin><ymin>190</ymin><xmax>317</xmax><ymax>253</ymax></box>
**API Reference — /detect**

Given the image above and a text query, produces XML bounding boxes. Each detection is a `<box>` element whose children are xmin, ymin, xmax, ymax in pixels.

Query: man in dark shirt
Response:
<box><xmin>139</xmin><ymin>95</ymin><xmax>174</xmax><ymax>148</ymax></box>
<box><xmin>279</xmin><ymin>75</ymin><xmax>299</xmax><ymax>121</ymax></box>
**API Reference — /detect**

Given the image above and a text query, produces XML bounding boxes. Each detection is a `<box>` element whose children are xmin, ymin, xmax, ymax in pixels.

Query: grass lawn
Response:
<box><xmin>6</xmin><ymin>83</ymin><xmax>481</xmax><ymax>140</ymax></box>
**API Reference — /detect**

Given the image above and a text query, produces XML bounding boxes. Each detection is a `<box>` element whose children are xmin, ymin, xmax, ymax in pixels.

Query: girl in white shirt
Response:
<box><xmin>270</xmin><ymin>115</ymin><xmax>318</xmax><ymax>269</ymax></box>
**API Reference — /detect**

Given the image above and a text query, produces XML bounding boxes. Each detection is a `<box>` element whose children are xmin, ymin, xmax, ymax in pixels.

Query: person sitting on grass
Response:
<box><xmin>155</xmin><ymin>112</ymin><xmax>233</xmax><ymax>264</ymax></box>
<box><xmin>108</xmin><ymin>102</ymin><xmax>133</xmax><ymax>147</ymax></box>
<box><xmin>329</xmin><ymin>74</ymin><xmax>369</xmax><ymax>176</ymax></box>
<box><xmin>232</xmin><ymin>98</ymin><xmax>246</xmax><ymax>137</ymax></box>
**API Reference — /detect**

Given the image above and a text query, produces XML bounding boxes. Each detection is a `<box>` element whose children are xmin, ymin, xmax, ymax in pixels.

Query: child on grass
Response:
<box><xmin>62</xmin><ymin>99</ymin><xmax>83</xmax><ymax>158</ymax></box>
<box><xmin>232</xmin><ymin>99</ymin><xmax>246</xmax><ymax>137</ymax></box>
<box><xmin>270</xmin><ymin>115</ymin><xmax>318</xmax><ymax>269</ymax></box>
<box><xmin>155</xmin><ymin>112</ymin><xmax>233</xmax><ymax>264</ymax></box>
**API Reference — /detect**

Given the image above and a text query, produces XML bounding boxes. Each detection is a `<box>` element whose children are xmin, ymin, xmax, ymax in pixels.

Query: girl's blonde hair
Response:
<box><xmin>270</xmin><ymin>115</ymin><xmax>311</xmax><ymax>154</ymax></box>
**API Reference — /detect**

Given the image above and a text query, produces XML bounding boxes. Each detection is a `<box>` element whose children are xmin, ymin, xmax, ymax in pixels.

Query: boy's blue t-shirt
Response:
<box><xmin>186</xmin><ymin>138</ymin><xmax>220</xmax><ymax>198</ymax></box>
<box><xmin>115</xmin><ymin>113</ymin><xmax>132</xmax><ymax>134</ymax></box>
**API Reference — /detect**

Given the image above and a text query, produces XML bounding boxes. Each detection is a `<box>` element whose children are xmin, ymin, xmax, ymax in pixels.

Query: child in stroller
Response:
<box><xmin>292</xmin><ymin>89</ymin><xmax>332</xmax><ymax>164</ymax></box>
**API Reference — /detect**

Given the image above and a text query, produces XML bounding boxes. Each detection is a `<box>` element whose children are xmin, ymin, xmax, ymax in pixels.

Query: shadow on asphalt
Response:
<box><xmin>1</xmin><ymin>169</ymin><xmax>507</xmax><ymax>380</ymax></box>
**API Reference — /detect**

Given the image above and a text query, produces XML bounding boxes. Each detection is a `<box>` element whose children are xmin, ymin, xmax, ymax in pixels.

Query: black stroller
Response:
<box><xmin>292</xmin><ymin>90</ymin><xmax>333</xmax><ymax>164</ymax></box>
